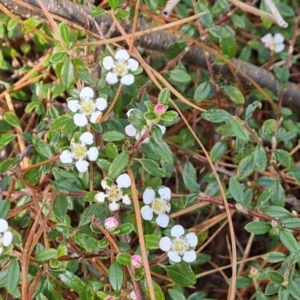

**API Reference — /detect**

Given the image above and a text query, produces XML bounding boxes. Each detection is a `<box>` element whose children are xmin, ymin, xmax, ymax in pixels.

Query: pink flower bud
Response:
<box><xmin>131</xmin><ymin>255</ymin><xmax>142</xmax><ymax>268</ymax></box>
<box><xmin>130</xmin><ymin>291</ymin><xmax>137</xmax><ymax>300</ymax></box>
<box><xmin>154</xmin><ymin>104</ymin><xmax>166</xmax><ymax>114</ymax></box>
<box><xmin>249</xmin><ymin>267</ymin><xmax>258</xmax><ymax>276</ymax></box>
<box><xmin>104</xmin><ymin>217</ymin><xmax>119</xmax><ymax>231</ymax></box>
<box><xmin>104</xmin><ymin>296</ymin><xmax>115</xmax><ymax>300</ymax></box>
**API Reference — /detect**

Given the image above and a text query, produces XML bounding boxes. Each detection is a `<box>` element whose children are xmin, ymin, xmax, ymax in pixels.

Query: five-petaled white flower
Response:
<box><xmin>141</xmin><ymin>186</ymin><xmax>171</xmax><ymax>228</ymax></box>
<box><xmin>68</xmin><ymin>87</ymin><xmax>107</xmax><ymax>127</ymax></box>
<box><xmin>60</xmin><ymin>132</ymin><xmax>99</xmax><ymax>173</ymax></box>
<box><xmin>261</xmin><ymin>33</ymin><xmax>285</xmax><ymax>53</ymax></box>
<box><xmin>95</xmin><ymin>174</ymin><xmax>131</xmax><ymax>211</ymax></box>
<box><xmin>102</xmin><ymin>49</ymin><xmax>139</xmax><ymax>85</ymax></box>
<box><xmin>0</xmin><ymin>219</ymin><xmax>13</xmax><ymax>255</ymax></box>
<box><xmin>159</xmin><ymin>225</ymin><xmax>198</xmax><ymax>263</ymax></box>
<box><xmin>125</xmin><ymin>109</ymin><xmax>166</xmax><ymax>144</ymax></box>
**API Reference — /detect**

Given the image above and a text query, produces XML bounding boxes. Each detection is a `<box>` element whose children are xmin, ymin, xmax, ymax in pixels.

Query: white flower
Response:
<box><xmin>60</xmin><ymin>132</ymin><xmax>99</xmax><ymax>173</ymax></box>
<box><xmin>0</xmin><ymin>219</ymin><xmax>13</xmax><ymax>255</ymax></box>
<box><xmin>125</xmin><ymin>109</ymin><xmax>166</xmax><ymax>144</ymax></box>
<box><xmin>68</xmin><ymin>87</ymin><xmax>107</xmax><ymax>127</ymax></box>
<box><xmin>261</xmin><ymin>33</ymin><xmax>285</xmax><ymax>53</ymax></box>
<box><xmin>159</xmin><ymin>225</ymin><xmax>198</xmax><ymax>263</ymax></box>
<box><xmin>95</xmin><ymin>173</ymin><xmax>131</xmax><ymax>211</ymax></box>
<box><xmin>102</xmin><ymin>49</ymin><xmax>139</xmax><ymax>85</ymax></box>
<box><xmin>141</xmin><ymin>187</ymin><xmax>171</xmax><ymax>228</ymax></box>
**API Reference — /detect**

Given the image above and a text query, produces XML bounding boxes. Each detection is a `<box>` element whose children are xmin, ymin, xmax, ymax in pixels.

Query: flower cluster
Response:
<box><xmin>261</xmin><ymin>33</ymin><xmax>285</xmax><ymax>53</ymax></box>
<box><xmin>95</xmin><ymin>174</ymin><xmax>131</xmax><ymax>212</ymax></box>
<box><xmin>68</xmin><ymin>87</ymin><xmax>107</xmax><ymax>127</ymax></box>
<box><xmin>102</xmin><ymin>50</ymin><xmax>139</xmax><ymax>85</ymax></box>
<box><xmin>159</xmin><ymin>225</ymin><xmax>198</xmax><ymax>263</ymax></box>
<box><xmin>60</xmin><ymin>132</ymin><xmax>98</xmax><ymax>173</ymax></box>
<box><xmin>141</xmin><ymin>186</ymin><xmax>171</xmax><ymax>228</ymax></box>
<box><xmin>0</xmin><ymin>219</ymin><xmax>13</xmax><ymax>255</ymax></box>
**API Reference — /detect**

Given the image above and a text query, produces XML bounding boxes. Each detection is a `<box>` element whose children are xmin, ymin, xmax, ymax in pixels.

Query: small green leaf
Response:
<box><xmin>165</xmin><ymin>262</ymin><xmax>196</xmax><ymax>286</ymax></box>
<box><xmin>262</xmin><ymin>252</ymin><xmax>286</xmax><ymax>263</ymax></box>
<box><xmin>279</xmin><ymin>229</ymin><xmax>298</xmax><ymax>253</ymax></box>
<box><xmin>209</xmin><ymin>26</ymin><xmax>233</xmax><ymax>38</ymax></box>
<box><xmin>265</xmin><ymin>270</ymin><xmax>284</xmax><ymax>284</ymax></box>
<box><xmin>0</xmin><ymin>158</ymin><xmax>20</xmax><ymax>174</ymax></box>
<box><xmin>50</xmin><ymin>52</ymin><xmax>66</xmax><ymax>64</ymax></box>
<box><xmin>273</xmin><ymin>149</ymin><xmax>295</xmax><ymax>169</ymax></box>
<box><xmin>79</xmin><ymin>203</ymin><xmax>110</xmax><ymax>226</ymax></box>
<box><xmin>158</xmin><ymin>88</ymin><xmax>170</xmax><ymax>106</ymax></box>
<box><xmin>116</xmin><ymin>253</ymin><xmax>131</xmax><ymax>266</ymax></box>
<box><xmin>244</xmin><ymin>221</ymin><xmax>271</xmax><ymax>234</ymax></box>
<box><xmin>53</xmin><ymin>195</ymin><xmax>68</xmax><ymax>221</ymax></box>
<box><xmin>136</xmin><ymin>159</ymin><xmax>167</xmax><ymax>178</ymax></box>
<box><xmin>183</xmin><ymin>161</ymin><xmax>199</xmax><ymax>192</ymax></box>
<box><xmin>113</xmin><ymin>223</ymin><xmax>134</xmax><ymax>235</ymax></box>
<box><xmin>262</xmin><ymin>119</ymin><xmax>277</xmax><ymax>135</ymax></box>
<box><xmin>210</xmin><ymin>140</ymin><xmax>228</xmax><ymax>162</ymax></box>
<box><xmin>108</xmin><ymin>0</ymin><xmax>119</xmax><ymax>9</ymax></box>
<box><xmin>61</xmin><ymin>59</ymin><xmax>74</xmax><ymax>89</ymax></box>
<box><xmin>3</xmin><ymin>112</ymin><xmax>20</xmax><ymax>128</ymax></box>
<box><xmin>0</xmin><ymin>133</ymin><xmax>16</xmax><ymax>148</ymax></box>
<box><xmin>231</xmin><ymin>119</ymin><xmax>249</xmax><ymax>141</ymax></box>
<box><xmin>289</xmin><ymin>281</ymin><xmax>300</xmax><ymax>300</ymax></box>
<box><xmin>36</xmin><ymin>248</ymin><xmax>58</xmax><ymax>261</ymax></box>
<box><xmin>58</xmin><ymin>271</ymin><xmax>86</xmax><ymax>294</ymax></box>
<box><xmin>7</xmin><ymin>260</ymin><xmax>20</xmax><ymax>294</ymax></box>
<box><xmin>229</xmin><ymin>177</ymin><xmax>244</xmax><ymax>203</ymax></box>
<box><xmin>201</xmin><ymin>109</ymin><xmax>232</xmax><ymax>123</ymax></box>
<box><xmin>237</xmin><ymin>154</ymin><xmax>255</xmax><ymax>180</ymax></box>
<box><xmin>0</xmin><ymin>200</ymin><xmax>10</xmax><ymax>219</ymax></box>
<box><xmin>102</xmin><ymin>131</ymin><xmax>125</xmax><ymax>142</ymax></box>
<box><xmin>194</xmin><ymin>81</ymin><xmax>213</xmax><ymax>103</ymax></box>
<box><xmin>59</xmin><ymin>23</ymin><xmax>69</xmax><ymax>45</ymax></box>
<box><xmin>169</xmin><ymin>70</ymin><xmax>191</xmax><ymax>83</ymax></box>
<box><xmin>108</xmin><ymin>261</ymin><xmax>123</xmax><ymax>292</ymax></box>
<box><xmin>145</xmin><ymin>234</ymin><xmax>160</xmax><ymax>249</ymax></box>
<box><xmin>257</xmin><ymin>185</ymin><xmax>275</xmax><ymax>208</ymax></box>
<box><xmin>223</xmin><ymin>86</ymin><xmax>244</xmax><ymax>104</ymax></box>
<box><xmin>142</xmin><ymin>280</ymin><xmax>165</xmax><ymax>300</ymax></box>
<box><xmin>254</xmin><ymin>144</ymin><xmax>267</xmax><ymax>172</ymax></box>
<box><xmin>220</xmin><ymin>36</ymin><xmax>237</xmax><ymax>58</ymax></box>
<box><xmin>32</xmin><ymin>137</ymin><xmax>53</xmax><ymax>159</ymax></box>
<box><xmin>108</xmin><ymin>151</ymin><xmax>129</xmax><ymax>179</ymax></box>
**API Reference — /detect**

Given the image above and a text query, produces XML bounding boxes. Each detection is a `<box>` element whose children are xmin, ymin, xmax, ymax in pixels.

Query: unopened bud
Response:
<box><xmin>104</xmin><ymin>217</ymin><xmax>119</xmax><ymax>232</ymax></box>
<box><xmin>131</xmin><ymin>255</ymin><xmax>142</xmax><ymax>268</ymax></box>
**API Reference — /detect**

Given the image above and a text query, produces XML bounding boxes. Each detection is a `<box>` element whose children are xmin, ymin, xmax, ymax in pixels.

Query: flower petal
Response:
<box><xmin>186</xmin><ymin>232</ymin><xmax>198</xmax><ymax>247</ymax></box>
<box><xmin>126</xmin><ymin>108</ymin><xmax>134</xmax><ymax>117</ymax></box>
<box><xmin>121</xmin><ymin>74</ymin><xmax>134</xmax><ymax>85</ymax></box>
<box><xmin>2</xmin><ymin>231</ymin><xmax>13</xmax><ymax>246</ymax></box>
<box><xmin>74</xmin><ymin>113</ymin><xmax>88</xmax><ymax>127</ymax></box>
<box><xmin>0</xmin><ymin>219</ymin><xmax>8</xmax><ymax>233</ymax></box>
<box><xmin>75</xmin><ymin>160</ymin><xmax>89</xmax><ymax>173</ymax></box>
<box><xmin>159</xmin><ymin>236</ymin><xmax>172</xmax><ymax>251</ymax></box>
<box><xmin>156</xmin><ymin>213</ymin><xmax>169</xmax><ymax>228</ymax></box>
<box><xmin>60</xmin><ymin>150</ymin><xmax>73</xmax><ymax>164</ymax></box>
<box><xmin>168</xmin><ymin>251</ymin><xmax>181</xmax><ymax>263</ymax></box>
<box><xmin>95</xmin><ymin>192</ymin><xmax>107</xmax><ymax>203</ymax></box>
<box><xmin>102</xmin><ymin>56</ymin><xmax>114</xmax><ymax>70</ymax></box>
<box><xmin>106</xmin><ymin>72</ymin><xmax>118</xmax><ymax>84</ymax></box>
<box><xmin>80</xmin><ymin>87</ymin><xmax>94</xmax><ymax>100</ymax></box>
<box><xmin>87</xmin><ymin>147</ymin><xmax>99</xmax><ymax>161</ymax></box>
<box><xmin>274</xmin><ymin>44</ymin><xmax>285</xmax><ymax>53</ymax></box>
<box><xmin>143</xmin><ymin>188</ymin><xmax>155</xmax><ymax>204</ymax></box>
<box><xmin>95</xmin><ymin>98</ymin><xmax>108</xmax><ymax>111</ymax></box>
<box><xmin>182</xmin><ymin>250</ymin><xmax>197</xmax><ymax>263</ymax></box>
<box><xmin>274</xmin><ymin>33</ymin><xmax>284</xmax><ymax>43</ymax></box>
<box><xmin>121</xmin><ymin>194</ymin><xmax>131</xmax><ymax>205</ymax></box>
<box><xmin>80</xmin><ymin>132</ymin><xmax>94</xmax><ymax>145</ymax></box>
<box><xmin>109</xmin><ymin>201</ymin><xmax>120</xmax><ymax>212</ymax></box>
<box><xmin>171</xmin><ymin>225</ymin><xmax>184</xmax><ymax>238</ymax></box>
<box><xmin>116</xmin><ymin>173</ymin><xmax>131</xmax><ymax>188</ymax></box>
<box><xmin>68</xmin><ymin>100</ymin><xmax>80</xmax><ymax>112</ymax></box>
<box><xmin>261</xmin><ymin>33</ymin><xmax>272</xmax><ymax>44</ymax></box>
<box><xmin>141</xmin><ymin>206</ymin><xmax>154</xmax><ymax>221</ymax></box>
<box><xmin>127</xmin><ymin>58</ymin><xmax>139</xmax><ymax>71</ymax></box>
<box><xmin>158</xmin><ymin>124</ymin><xmax>166</xmax><ymax>135</ymax></box>
<box><xmin>158</xmin><ymin>187</ymin><xmax>171</xmax><ymax>200</ymax></box>
<box><xmin>90</xmin><ymin>111</ymin><xmax>101</xmax><ymax>123</ymax></box>
<box><xmin>115</xmin><ymin>49</ymin><xmax>129</xmax><ymax>61</ymax></box>
<box><xmin>125</xmin><ymin>124</ymin><xmax>137</xmax><ymax>137</ymax></box>
<box><xmin>101</xmin><ymin>179</ymin><xmax>109</xmax><ymax>190</ymax></box>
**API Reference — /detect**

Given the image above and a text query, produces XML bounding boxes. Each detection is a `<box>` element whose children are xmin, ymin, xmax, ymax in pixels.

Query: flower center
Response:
<box><xmin>71</xmin><ymin>143</ymin><xmax>87</xmax><ymax>160</ymax></box>
<box><xmin>152</xmin><ymin>198</ymin><xmax>169</xmax><ymax>215</ymax></box>
<box><xmin>107</xmin><ymin>185</ymin><xmax>123</xmax><ymax>202</ymax></box>
<box><xmin>114</xmin><ymin>62</ymin><xmax>128</xmax><ymax>76</ymax></box>
<box><xmin>171</xmin><ymin>237</ymin><xmax>188</xmax><ymax>256</ymax></box>
<box><xmin>80</xmin><ymin>99</ymin><xmax>96</xmax><ymax>116</ymax></box>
